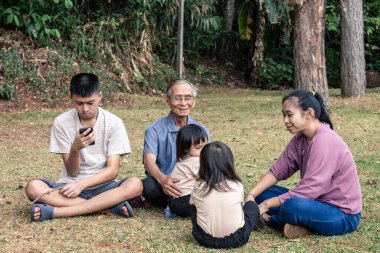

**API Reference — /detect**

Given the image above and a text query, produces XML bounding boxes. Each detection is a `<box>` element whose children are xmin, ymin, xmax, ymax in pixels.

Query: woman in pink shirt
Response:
<box><xmin>246</xmin><ymin>90</ymin><xmax>362</xmax><ymax>239</ymax></box>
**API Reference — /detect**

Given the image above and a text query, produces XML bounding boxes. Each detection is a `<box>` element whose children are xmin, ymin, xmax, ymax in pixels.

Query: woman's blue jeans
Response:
<box><xmin>256</xmin><ymin>185</ymin><xmax>361</xmax><ymax>236</ymax></box>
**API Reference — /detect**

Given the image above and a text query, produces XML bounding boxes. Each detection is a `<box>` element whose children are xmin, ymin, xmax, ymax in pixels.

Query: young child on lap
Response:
<box><xmin>165</xmin><ymin>124</ymin><xmax>208</xmax><ymax>218</ymax></box>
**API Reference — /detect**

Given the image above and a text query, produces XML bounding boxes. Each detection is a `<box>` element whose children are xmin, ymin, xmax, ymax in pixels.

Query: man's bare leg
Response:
<box><xmin>28</xmin><ymin>177</ymin><xmax>143</xmax><ymax>220</ymax></box>
<box><xmin>26</xmin><ymin>179</ymin><xmax>87</xmax><ymax>207</ymax></box>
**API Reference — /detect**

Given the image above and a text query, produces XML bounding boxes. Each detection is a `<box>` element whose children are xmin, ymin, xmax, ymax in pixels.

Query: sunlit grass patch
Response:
<box><xmin>0</xmin><ymin>88</ymin><xmax>379</xmax><ymax>252</ymax></box>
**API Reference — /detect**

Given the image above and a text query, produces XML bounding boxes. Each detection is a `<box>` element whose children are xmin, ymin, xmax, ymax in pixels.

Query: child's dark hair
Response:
<box><xmin>198</xmin><ymin>141</ymin><xmax>242</xmax><ymax>195</ymax></box>
<box><xmin>70</xmin><ymin>73</ymin><xmax>100</xmax><ymax>97</ymax></box>
<box><xmin>176</xmin><ymin>124</ymin><xmax>208</xmax><ymax>161</ymax></box>
<box><xmin>282</xmin><ymin>89</ymin><xmax>334</xmax><ymax>130</ymax></box>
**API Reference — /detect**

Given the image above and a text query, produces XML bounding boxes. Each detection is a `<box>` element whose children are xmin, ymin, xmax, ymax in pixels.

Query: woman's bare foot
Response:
<box><xmin>284</xmin><ymin>223</ymin><xmax>312</xmax><ymax>239</ymax></box>
<box><xmin>260</xmin><ymin>213</ymin><xmax>270</xmax><ymax>224</ymax></box>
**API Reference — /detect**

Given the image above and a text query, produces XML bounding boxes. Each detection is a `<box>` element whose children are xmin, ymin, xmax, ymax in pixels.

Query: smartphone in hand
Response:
<box><xmin>79</xmin><ymin>127</ymin><xmax>95</xmax><ymax>145</ymax></box>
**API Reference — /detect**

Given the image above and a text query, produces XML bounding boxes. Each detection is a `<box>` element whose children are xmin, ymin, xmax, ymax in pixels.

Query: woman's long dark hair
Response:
<box><xmin>282</xmin><ymin>90</ymin><xmax>334</xmax><ymax>130</ymax></box>
<box><xmin>176</xmin><ymin>124</ymin><xmax>208</xmax><ymax>161</ymax></box>
<box><xmin>198</xmin><ymin>141</ymin><xmax>242</xmax><ymax>195</ymax></box>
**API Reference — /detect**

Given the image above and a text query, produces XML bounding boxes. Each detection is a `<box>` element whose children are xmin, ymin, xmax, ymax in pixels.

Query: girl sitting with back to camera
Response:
<box><xmin>190</xmin><ymin>141</ymin><xmax>260</xmax><ymax>249</ymax></box>
<box><xmin>246</xmin><ymin>89</ymin><xmax>362</xmax><ymax>239</ymax></box>
<box><xmin>164</xmin><ymin>124</ymin><xmax>208</xmax><ymax>218</ymax></box>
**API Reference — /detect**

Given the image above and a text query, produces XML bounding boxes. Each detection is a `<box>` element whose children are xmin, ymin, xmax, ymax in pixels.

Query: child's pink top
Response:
<box><xmin>269</xmin><ymin>123</ymin><xmax>362</xmax><ymax>214</ymax></box>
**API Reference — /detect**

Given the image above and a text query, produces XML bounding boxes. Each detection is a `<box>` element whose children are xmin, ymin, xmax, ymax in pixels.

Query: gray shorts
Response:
<box><xmin>39</xmin><ymin>177</ymin><xmax>128</xmax><ymax>200</ymax></box>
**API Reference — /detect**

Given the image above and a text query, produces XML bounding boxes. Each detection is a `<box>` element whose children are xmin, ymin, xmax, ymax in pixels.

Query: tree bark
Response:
<box><xmin>340</xmin><ymin>0</ymin><xmax>366</xmax><ymax>98</ymax></box>
<box><xmin>224</xmin><ymin>0</ymin><xmax>235</xmax><ymax>31</ymax></box>
<box><xmin>293</xmin><ymin>0</ymin><xmax>330</xmax><ymax>109</ymax></box>
<box><xmin>250</xmin><ymin>0</ymin><xmax>265</xmax><ymax>87</ymax></box>
<box><xmin>219</xmin><ymin>0</ymin><xmax>235</xmax><ymax>59</ymax></box>
<box><xmin>176</xmin><ymin>0</ymin><xmax>185</xmax><ymax>79</ymax></box>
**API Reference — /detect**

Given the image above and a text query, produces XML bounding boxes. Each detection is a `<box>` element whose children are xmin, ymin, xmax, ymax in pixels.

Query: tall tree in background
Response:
<box><xmin>238</xmin><ymin>0</ymin><xmax>273</xmax><ymax>87</ymax></box>
<box><xmin>290</xmin><ymin>0</ymin><xmax>330</xmax><ymax>108</ymax></box>
<box><xmin>219</xmin><ymin>0</ymin><xmax>235</xmax><ymax>58</ymax></box>
<box><xmin>224</xmin><ymin>0</ymin><xmax>235</xmax><ymax>32</ymax></box>
<box><xmin>249</xmin><ymin>0</ymin><xmax>266</xmax><ymax>86</ymax></box>
<box><xmin>340</xmin><ymin>0</ymin><xmax>366</xmax><ymax>97</ymax></box>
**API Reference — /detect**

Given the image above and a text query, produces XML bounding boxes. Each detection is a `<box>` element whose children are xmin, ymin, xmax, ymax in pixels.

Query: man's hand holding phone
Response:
<box><xmin>79</xmin><ymin>127</ymin><xmax>95</xmax><ymax>146</ymax></box>
<box><xmin>72</xmin><ymin>127</ymin><xmax>96</xmax><ymax>151</ymax></box>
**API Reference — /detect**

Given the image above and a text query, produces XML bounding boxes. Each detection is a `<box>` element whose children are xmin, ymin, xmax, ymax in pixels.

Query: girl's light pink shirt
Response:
<box><xmin>269</xmin><ymin>123</ymin><xmax>362</xmax><ymax>214</ymax></box>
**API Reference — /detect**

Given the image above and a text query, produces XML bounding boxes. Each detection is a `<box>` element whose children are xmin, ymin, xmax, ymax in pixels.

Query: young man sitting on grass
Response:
<box><xmin>26</xmin><ymin>72</ymin><xmax>142</xmax><ymax>221</ymax></box>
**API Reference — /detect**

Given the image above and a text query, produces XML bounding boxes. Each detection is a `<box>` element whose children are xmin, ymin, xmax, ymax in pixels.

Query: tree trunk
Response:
<box><xmin>219</xmin><ymin>0</ymin><xmax>235</xmax><ymax>59</ymax></box>
<box><xmin>340</xmin><ymin>0</ymin><xmax>366</xmax><ymax>98</ymax></box>
<box><xmin>293</xmin><ymin>0</ymin><xmax>330</xmax><ymax>109</ymax></box>
<box><xmin>250</xmin><ymin>0</ymin><xmax>265</xmax><ymax>87</ymax></box>
<box><xmin>176</xmin><ymin>0</ymin><xmax>185</xmax><ymax>78</ymax></box>
<box><xmin>225</xmin><ymin>0</ymin><xmax>235</xmax><ymax>31</ymax></box>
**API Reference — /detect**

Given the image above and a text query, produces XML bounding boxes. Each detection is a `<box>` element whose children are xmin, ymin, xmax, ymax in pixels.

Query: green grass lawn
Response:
<box><xmin>0</xmin><ymin>88</ymin><xmax>379</xmax><ymax>252</ymax></box>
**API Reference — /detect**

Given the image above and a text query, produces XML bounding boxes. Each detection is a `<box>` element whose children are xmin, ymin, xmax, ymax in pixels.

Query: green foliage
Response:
<box><xmin>1</xmin><ymin>49</ymin><xmax>23</xmax><ymax>80</ymax></box>
<box><xmin>26</xmin><ymin>66</ymin><xmax>44</xmax><ymax>91</ymax></box>
<box><xmin>325</xmin><ymin>1</ymin><xmax>341</xmax><ymax>88</ymax></box>
<box><xmin>363</xmin><ymin>0</ymin><xmax>380</xmax><ymax>71</ymax></box>
<box><xmin>150</xmin><ymin>60</ymin><xmax>179</xmax><ymax>90</ymax></box>
<box><xmin>259</xmin><ymin>56</ymin><xmax>293</xmax><ymax>88</ymax></box>
<box><xmin>325</xmin><ymin>2</ymin><xmax>340</xmax><ymax>34</ymax></box>
<box><xmin>63</xmin><ymin>0</ymin><xmax>221</xmax><ymax>93</ymax></box>
<box><xmin>184</xmin><ymin>1</ymin><xmax>222</xmax><ymax>53</ymax></box>
<box><xmin>325</xmin><ymin>0</ymin><xmax>380</xmax><ymax>73</ymax></box>
<box><xmin>234</xmin><ymin>0</ymin><xmax>294</xmax><ymax>88</ymax></box>
<box><xmin>191</xmin><ymin>64</ymin><xmax>223</xmax><ymax>86</ymax></box>
<box><xmin>2</xmin><ymin>6</ymin><xmax>20</xmax><ymax>26</ymax></box>
<box><xmin>0</xmin><ymin>0</ymin><xmax>73</xmax><ymax>45</ymax></box>
<box><xmin>133</xmin><ymin>58</ymin><xmax>178</xmax><ymax>92</ymax></box>
<box><xmin>0</xmin><ymin>83</ymin><xmax>14</xmax><ymax>100</ymax></box>
<box><xmin>0</xmin><ymin>0</ymin><xmax>378</xmax><ymax>97</ymax></box>
<box><xmin>264</xmin><ymin>0</ymin><xmax>293</xmax><ymax>25</ymax></box>
<box><xmin>0</xmin><ymin>49</ymin><xmax>23</xmax><ymax>100</ymax></box>
<box><xmin>237</xmin><ymin>4</ymin><xmax>250</xmax><ymax>40</ymax></box>
<box><xmin>364</xmin><ymin>0</ymin><xmax>380</xmax><ymax>36</ymax></box>
<box><xmin>135</xmin><ymin>0</ymin><xmax>222</xmax><ymax>62</ymax></box>
<box><xmin>326</xmin><ymin>47</ymin><xmax>341</xmax><ymax>88</ymax></box>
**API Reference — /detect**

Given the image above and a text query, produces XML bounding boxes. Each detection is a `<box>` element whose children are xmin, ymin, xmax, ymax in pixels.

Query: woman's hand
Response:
<box><xmin>258</xmin><ymin>202</ymin><xmax>269</xmax><ymax>215</ymax></box>
<box><xmin>245</xmin><ymin>193</ymin><xmax>255</xmax><ymax>203</ymax></box>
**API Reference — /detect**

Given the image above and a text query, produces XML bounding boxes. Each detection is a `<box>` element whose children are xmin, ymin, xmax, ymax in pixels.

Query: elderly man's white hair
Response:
<box><xmin>166</xmin><ymin>80</ymin><xmax>198</xmax><ymax>98</ymax></box>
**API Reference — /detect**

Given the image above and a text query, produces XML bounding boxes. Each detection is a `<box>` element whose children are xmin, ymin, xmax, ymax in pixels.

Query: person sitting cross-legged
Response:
<box><xmin>246</xmin><ymin>90</ymin><xmax>362</xmax><ymax>239</ymax></box>
<box><xmin>26</xmin><ymin>72</ymin><xmax>142</xmax><ymax>221</ymax></box>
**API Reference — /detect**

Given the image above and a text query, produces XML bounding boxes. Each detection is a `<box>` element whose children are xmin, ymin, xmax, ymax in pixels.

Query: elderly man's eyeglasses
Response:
<box><xmin>170</xmin><ymin>95</ymin><xmax>195</xmax><ymax>103</ymax></box>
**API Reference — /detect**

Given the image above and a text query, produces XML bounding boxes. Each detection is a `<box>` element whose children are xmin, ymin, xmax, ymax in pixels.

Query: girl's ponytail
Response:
<box><xmin>313</xmin><ymin>92</ymin><xmax>334</xmax><ymax>130</ymax></box>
